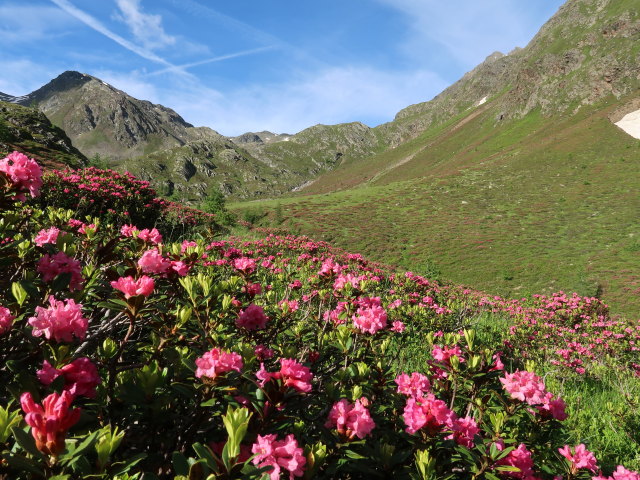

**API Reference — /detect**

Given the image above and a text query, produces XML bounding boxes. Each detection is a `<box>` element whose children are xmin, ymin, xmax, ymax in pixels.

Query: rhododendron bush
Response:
<box><xmin>36</xmin><ymin>165</ymin><xmax>218</xmax><ymax>239</ymax></box>
<box><xmin>1</xmin><ymin>152</ymin><xmax>639</xmax><ymax>479</ymax></box>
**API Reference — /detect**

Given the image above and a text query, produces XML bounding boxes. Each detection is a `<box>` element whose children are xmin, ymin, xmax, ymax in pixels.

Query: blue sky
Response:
<box><xmin>0</xmin><ymin>0</ymin><xmax>565</xmax><ymax>136</ymax></box>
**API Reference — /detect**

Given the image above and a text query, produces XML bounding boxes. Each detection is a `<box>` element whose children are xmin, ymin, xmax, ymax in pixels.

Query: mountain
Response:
<box><xmin>236</xmin><ymin>0</ymin><xmax>640</xmax><ymax>316</ymax></box>
<box><xmin>3</xmin><ymin>71</ymin><xmax>383</xmax><ymax>200</ymax></box>
<box><xmin>10</xmin><ymin>71</ymin><xmax>203</xmax><ymax>163</ymax></box>
<box><xmin>0</xmin><ymin>100</ymin><xmax>86</xmax><ymax>169</ymax></box>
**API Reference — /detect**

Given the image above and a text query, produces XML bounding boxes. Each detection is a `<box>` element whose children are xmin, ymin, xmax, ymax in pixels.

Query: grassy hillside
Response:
<box><xmin>0</xmin><ymin>101</ymin><xmax>86</xmax><ymax>169</ymax></box>
<box><xmin>232</xmin><ymin>94</ymin><xmax>640</xmax><ymax>317</ymax></box>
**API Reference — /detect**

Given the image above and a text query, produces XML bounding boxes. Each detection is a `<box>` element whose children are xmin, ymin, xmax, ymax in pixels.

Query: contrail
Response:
<box><xmin>50</xmin><ymin>0</ymin><xmax>187</xmax><ymax>74</ymax></box>
<box><xmin>147</xmin><ymin>46</ymin><xmax>277</xmax><ymax>77</ymax></box>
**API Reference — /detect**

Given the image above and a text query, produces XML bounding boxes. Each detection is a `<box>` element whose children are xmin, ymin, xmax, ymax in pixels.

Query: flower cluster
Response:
<box><xmin>110</xmin><ymin>275</ymin><xmax>155</xmax><ymax>298</ymax></box>
<box><xmin>0</xmin><ymin>151</ymin><xmax>42</xmax><ymax>200</ymax></box>
<box><xmin>251</xmin><ymin>434</ymin><xmax>306</xmax><ymax>480</ymax></box>
<box><xmin>325</xmin><ymin>398</ymin><xmax>376</xmax><ymax>439</ymax></box>
<box><xmin>28</xmin><ymin>296</ymin><xmax>88</xmax><ymax>343</ymax></box>
<box><xmin>37</xmin><ymin>358</ymin><xmax>101</xmax><ymax>398</ymax></box>
<box><xmin>20</xmin><ymin>391</ymin><xmax>81</xmax><ymax>456</ymax></box>
<box><xmin>37</xmin><ymin>251</ymin><xmax>84</xmax><ymax>291</ymax></box>
<box><xmin>257</xmin><ymin>358</ymin><xmax>313</xmax><ymax>393</ymax></box>
<box><xmin>500</xmin><ymin>370</ymin><xmax>567</xmax><ymax>420</ymax></box>
<box><xmin>195</xmin><ymin>348</ymin><xmax>243</xmax><ymax>381</ymax></box>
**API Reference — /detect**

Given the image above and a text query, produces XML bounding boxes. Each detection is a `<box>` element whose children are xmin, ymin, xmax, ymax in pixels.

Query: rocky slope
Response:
<box><xmin>0</xmin><ymin>101</ymin><xmax>86</xmax><ymax>169</ymax></box>
<box><xmin>371</xmin><ymin>0</ymin><xmax>640</xmax><ymax>152</ymax></box>
<box><xmin>9</xmin><ymin>71</ymin><xmax>203</xmax><ymax>163</ymax></box>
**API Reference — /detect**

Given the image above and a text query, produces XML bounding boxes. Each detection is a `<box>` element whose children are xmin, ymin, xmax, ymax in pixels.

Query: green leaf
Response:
<box><xmin>11</xmin><ymin>281</ymin><xmax>28</xmax><ymax>306</ymax></box>
<box><xmin>72</xmin><ymin>430</ymin><xmax>100</xmax><ymax>458</ymax></box>
<box><xmin>192</xmin><ymin>442</ymin><xmax>219</xmax><ymax>473</ymax></box>
<box><xmin>344</xmin><ymin>449</ymin><xmax>366</xmax><ymax>460</ymax></box>
<box><xmin>11</xmin><ymin>426</ymin><xmax>45</xmax><ymax>460</ymax></box>
<box><xmin>1</xmin><ymin>451</ymin><xmax>45</xmax><ymax>475</ymax></box>
<box><xmin>172</xmin><ymin>451</ymin><xmax>191</xmax><ymax>476</ymax></box>
<box><xmin>110</xmin><ymin>452</ymin><xmax>146</xmax><ymax>476</ymax></box>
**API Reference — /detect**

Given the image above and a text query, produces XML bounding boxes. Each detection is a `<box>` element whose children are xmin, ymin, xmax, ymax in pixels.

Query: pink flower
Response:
<box><xmin>325</xmin><ymin>398</ymin><xmax>376</xmax><ymax>439</ymax></box>
<box><xmin>403</xmin><ymin>394</ymin><xmax>454</xmax><ymax>435</ymax></box>
<box><xmin>278</xmin><ymin>358</ymin><xmax>313</xmax><ymax>393</ymax></box>
<box><xmin>37</xmin><ymin>252</ymin><xmax>84</xmax><ymax>291</ymax></box>
<box><xmin>432</xmin><ymin>344</ymin><xmax>465</xmax><ymax>365</ymax></box>
<box><xmin>539</xmin><ymin>395</ymin><xmax>568</xmax><ymax>421</ymax></box>
<box><xmin>256</xmin><ymin>362</ymin><xmax>276</xmax><ymax>387</ymax></box>
<box><xmin>391</xmin><ymin>320</ymin><xmax>405</xmax><ymax>332</ymax></box>
<box><xmin>0</xmin><ymin>151</ymin><xmax>42</xmax><ymax>200</ymax></box>
<box><xmin>495</xmin><ymin>443</ymin><xmax>536</xmax><ymax>479</ymax></box>
<box><xmin>447</xmin><ymin>416</ymin><xmax>479</xmax><ymax>448</ymax></box>
<box><xmin>559</xmin><ymin>444</ymin><xmax>598</xmax><ymax>473</ymax></box>
<box><xmin>0</xmin><ymin>306</ymin><xmax>14</xmax><ymax>335</ymax></box>
<box><xmin>601</xmin><ymin>466</ymin><xmax>640</xmax><ymax>480</ymax></box>
<box><xmin>245</xmin><ymin>282</ymin><xmax>262</xmax><ymax>297</ymax></box>
<box><xmin>279</xmin><ymin>299</ymin><xmax>299</xmax><ymax>313</ymax></box>
<box><xmin>77</xmin><ymin>223</ymin><xmax>95</xmax><ymax>234</ymax></box>
<box><xmin>137</xmin><ymin>228</ymin><xmax>162</xmax><ymax>244</ymax></box>
<box><xmin>334</xmin><ymin>273</ymin><xmax>361</xmax><ymax>290</ymax></box>
<box><xmin>181</xmin><ymin>240</ymin><xmax>198</xmax><ymax>253</ymax></box>
<box><xmin>255</xmin><ymin>344</ymin><xmax>275</xmax><ymax>360</ymax></box>
<box><xmin>500</xmin><ymin>370</ymin><xmax>567</xmax><ymax>420</ymax></box>
<box><xmin>28</xmin><ymin>296</ymin><xmax>88</xmax><ymax>342</ymax></box>
<box><xmin>20</xmin><ymin>391</ymin><xmax>81</xmax><ymax>456</ymax></box>
<box><xmin>195</xmin><ymin>348</ymin><xmax>243</xmax><ymax>381</ymax></box>
<box><xmin>138</xmin><ymin>249</ymin><xmax>171</xmax><ymax>275</ymax></box>
<box><xmin>171</xmin><ymin>260</ymin><xmax>190</xmax><ymax>276</ymax></box>
<box><xmin>234</xmin><ymin>257</ymin><xmax>257</xmax><ymax>274</ymax></box>
<box><xmin>251</xmin><ymin>434</ymin><xmax>306</xmax><ymax>480</ymax></box>
<box><xmin>352</xmin><ymin>301</ymin><xmax>387</xmax><ymax>334</ymax></box>
<box><xmin>395</xmin><ymin>372</ymin><xmax>431</xmax><ymax>398</ymax></box>
<box><xmin>120</xmin><ymin>224</ymin><xmax>138</xmax><ymax>237</ymax></box>
<box><xmin>500</xmin><ymin>370</ymin><xmax>547</xmax><ymax>405</ymax></box>
<box><xmin>110</xmin><ymin>275</ymin><xmax>155</xmax><ymax>298</ymax></box>
<box><xmin>37</xmin><ymin>358</ymin><xmax>101</xmax><ymax>398</ymax></box>
<box><xmin>34</xmin><ymin>227</ymin><xmax>60</xmax><ymax>247</ymax></box>
<box><xmin>237</xmin><ymin>304</ymin><xmax>269</xmax><ymax>330</ymax></box>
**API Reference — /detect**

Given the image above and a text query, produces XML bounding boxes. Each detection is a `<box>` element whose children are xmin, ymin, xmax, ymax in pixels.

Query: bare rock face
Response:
<box><xmin>11</xmin><ymin>71</ymin><xmax>202</xmax><ymax>162</ymax></box>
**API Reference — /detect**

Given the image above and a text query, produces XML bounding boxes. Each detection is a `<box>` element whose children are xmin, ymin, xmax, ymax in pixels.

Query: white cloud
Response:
<box><xmin>113</xmin><ymin>0</ymin><xmax>175</xmax><ymax>50</ymax></box>
<box><xmin>82</xmin><ymin>63</ymin><xmax>446</xmax><ymax>136</ymax></box>
<box><xmin>0</xmin><ymin>4</ymin><xmax>76</xmax><ymax>43</ymax></box>
<box><xmin>145</xmin><ymin>66</ymin><xmax>448</xmax><ymax>136</ymax></box>
<box><xmin>50</xmin><ymin>0</ymin><xmax>179</xmax><ymax>70</ymax></box>
<box><xmin>376</xmin><ymin>0</ymin><xmax>561</xmax><ymax>69</ymax></box>
<box><xmin>0</xmin><ymin>58</ymin><xmax>59</xmax><ymax>95</ymax></box>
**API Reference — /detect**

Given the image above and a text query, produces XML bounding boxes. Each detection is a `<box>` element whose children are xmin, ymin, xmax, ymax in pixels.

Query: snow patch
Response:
<box><xmin>477</xmin><ymin>96</ymin><xmax>487</xmax><ymax>106</ymax></box>
<box><xmin>614</xmin><ymin>109</ymin><xmax>640</xmax><ymax>139</ymax></box>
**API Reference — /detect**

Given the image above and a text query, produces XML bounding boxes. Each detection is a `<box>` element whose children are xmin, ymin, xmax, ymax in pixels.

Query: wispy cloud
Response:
<box><xmin>137</xmin><ymin>65</ymin><xmax>448</xmax><ymax>136</ymax></box>
<box><xmin>0</xmin><ymin>58</ymin><xmax>59</xmax><ymax>95</ymax></box>
<box><xmin>376</xmin><ymin>0</ymin><xmax>561</xmax><ymax>70</ymax></box>
<box><xmin>50</xmin><ymin>0</ymin><xmax>178</xmax><ymax>69</ymax></box>
<box><xmin>146</xmin><ymin>46</ymin><xmax>277</xmax><ymax>77</ymax></box>
<box><xmin>164</xmin><ymin>0</ymin><xmax>317</xmax><ymax>65</ymax></box>
<box><xmin>113</xmin><ymin>0</ymin><xmax>175</xmax><ymax>50</ymax></box>
<box><xmin>0</xmin><ymin>4</ymin><xmax>75</xmax><ymax>43</ymax></box>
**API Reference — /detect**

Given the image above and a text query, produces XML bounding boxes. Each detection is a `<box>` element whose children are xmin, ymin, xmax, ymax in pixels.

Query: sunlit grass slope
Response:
<box><xmin>233</xmin><ymin>95</ymin><xmax>640</xmax><ymax>316</ymax></box>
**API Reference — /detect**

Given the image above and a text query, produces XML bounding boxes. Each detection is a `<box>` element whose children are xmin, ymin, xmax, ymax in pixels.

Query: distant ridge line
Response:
<box><xmin>0</xmin><ymin>93</ymin><xmax>30</xmax><ymax>103</ymax></box>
